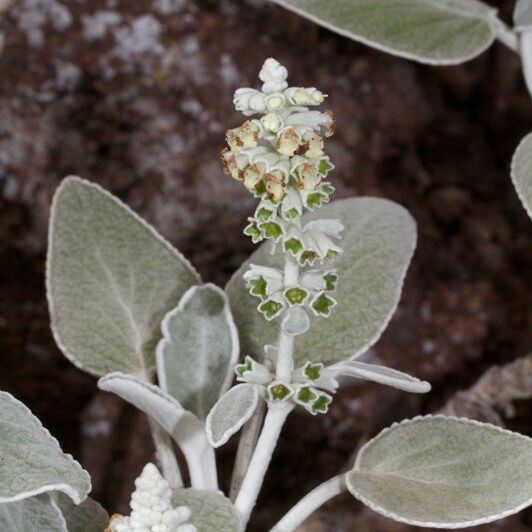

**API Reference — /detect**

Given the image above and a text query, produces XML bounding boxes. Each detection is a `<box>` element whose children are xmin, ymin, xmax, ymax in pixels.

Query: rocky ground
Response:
<box><xmin>0</xmin><ymin>0</ymin><xmax>531</xmax><ymax>530</ymax></box>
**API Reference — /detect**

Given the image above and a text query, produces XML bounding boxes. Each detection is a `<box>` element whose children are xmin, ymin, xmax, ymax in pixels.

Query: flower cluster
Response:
<box><xmin>222</xmin><ymin>58</ymin><xmax>338</xmax><ymax>244</ymax></box>
<box><xmin>223</xmin><ymin>58</ymin><xmax>343</xmax><ymax>328</ymax></box>
<box><xmin>244</xmin><ymin>263</ymin><xmax>338</xmax><ymax>321</ymax></box>
<box><xmin>108</xmin><ymin>464</ymin><xmax>197</xmax><ymax>532</ymax></box>
<box><xmin>235</xmin><ymin>353</ymin><xmax>338</xmax><ymax>415</ymax></box>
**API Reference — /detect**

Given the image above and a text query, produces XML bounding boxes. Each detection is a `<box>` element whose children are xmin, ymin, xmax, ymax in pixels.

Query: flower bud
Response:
<box><xmin>265</xmin><ymin>92</ymin><xmax>286</xmax><ymax>111</ymax></box>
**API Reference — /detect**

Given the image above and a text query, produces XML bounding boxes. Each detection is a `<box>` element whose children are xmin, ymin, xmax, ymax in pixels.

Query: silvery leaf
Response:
<box><xmin>227</xmin><ymin>197</ymin><xmax>417</xmax><ymax>366</ymax></box>
<box><xmin>511</xmin><ymin>132</ymin><xmax>532</xmax><ymax>219</ymax></box>
<box><xmin>54</xmin><ymin>493</ymin><xmax>109</xmax><ymax>532</ymax></box>
<box><xmin>346</xmin><ymin>415</ymin><xmax>532</xmax><ymax>528</ymax></box>
<box><xmin>156</xmin><ymin>284</ymin><xmax>239</xmax><ymax>420</ymax></box>
<box><xmin>206</xmin><ymin>384</ymin><xmax>259</xmax><ymax>448</ymax></box>
<box><xmin>514</xmin><ymin>0</ymin><xmax>532</xmax><ymax>30</ymax></box>
<box><xmin>97</xmin><ymin>372</ymin><xmax>201</xmax><ymax>441</ymax></box>
<box><xmin>47</xmin><ymin>176</ymin><xmax>200</xmax><ymax>376</ymax></box>
<box><xmin>172</xmin><ymin>489</ymin><xmax>242</xmax><ymax>532</ymax></box>
<box><xmin>332</xmin><ymin>361</ymin><xmax>431</xmax><ymax>393</ymax></box>
<box><xmin>269</xmin><ymin>0</ymin><xmax>497</xmax><ymax>65</ymax></box>
<box><xmin>0</xmin><ymin>391</ymin><xmax>91</xmax><ymax>505</ymax></box>
<box><xmin>0</xmin><ymin>495</ymin><xmax>67</xmax><ymax>532</ymax></box>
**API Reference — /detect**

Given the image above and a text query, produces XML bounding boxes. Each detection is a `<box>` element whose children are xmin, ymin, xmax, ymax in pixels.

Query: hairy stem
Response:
<box><xmin>178</xmin><ymin>420</ymin><xmax>218</xmax><ymax>490</ymax></box>
<box><xmin>270</xmin><ymin>475</ymin><xmax>346</xmax><ymax>532</ymax></box>
<box><xmin>148</xmin><ymin>419</ymin><xmax>183</xmax><ymax>489</ymax></box>
<box><xmin>493</xmin><ymin>16</ymin><xmax>520</xmax><ymax>55</ymax></box>
<box><xmin>235</xmin><ymin>404</ymin><xmax>293</xmax><ymax>527</ymax></box>
<box><xmin>230</xmin><ymin>397</ymin><xmax>266</xmax><ymax>502</ymax></box>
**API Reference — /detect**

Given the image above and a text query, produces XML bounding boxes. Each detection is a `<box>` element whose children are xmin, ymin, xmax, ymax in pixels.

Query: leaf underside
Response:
<box><xmin>157</xmin><ymin>284</ymin><xmax>239</xmax><ymax>419</ymax></box>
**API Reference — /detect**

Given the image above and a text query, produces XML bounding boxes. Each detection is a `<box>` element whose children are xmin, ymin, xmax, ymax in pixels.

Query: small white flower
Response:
<box><xmin>243</xmin><ymin>264</ymin><xmax>284</xmax><ymax>298</ymax></box>
<box><xmin>280</xmin><ymin>185</ymin><xmax>303</xmax><ymax>220</ymax></box>
<box><xmin>276</xmin><ymin>127</ymin><xmax>300</xmax><ymax>156</ymax></box>
<box><xmin>235</xmin><ymin>355</ymin><xmax>274</xmax><ymax>385</ymax></box>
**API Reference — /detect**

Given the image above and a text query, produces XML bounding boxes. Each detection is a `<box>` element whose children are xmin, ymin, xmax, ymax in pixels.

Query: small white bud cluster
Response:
<box><xmin>108</xmin><ymin>464</ymin><xmax>197</xmax><ymax>532</ymax></box>
<box><xmin>235</xmin><ymin>354</ymin><xmax>338</xmax><ymax>415</ymax></box>
<box><xmin>243</xmin><ymin>264</ymin><xmax>338</xmax><ymax>321</ymax></box>
<box><xmin>222</xmin><ymin>58</ymin><xmax>336</xmax><ymax>214</ymax></box>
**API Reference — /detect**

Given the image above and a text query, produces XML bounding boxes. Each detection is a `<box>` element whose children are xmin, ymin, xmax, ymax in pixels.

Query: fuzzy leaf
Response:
<box><xmin>346</xmin><ymin>415</ymin><xmax>532</xmax><ymax>528</ymax></box>
<box><xmin>206</xmin><ymin>384</ymin><xmax>259</xmax><ymax>448</ymax></box>
<box><xmin>227</xmin><ymin>197</ymin><xmax>416</xmax><ymax>366</ymax></box>
<box><xmin>511</xmin><ymin>132</ymin><xmax>532</xmax><ymax>219</ymax></box>
<box><xmin>0</xmin><ymin>391</ymin><xmax>91</xmax><ymax>505</ymax></box>
<box><xmin>156</xmin><ymin>284</ymin><xmax>239</xmax><ymax>419</ymax></box>
<box><xmin>333</xmin><ymin>361</ymin><xmax>431</xmax><ymax>393</ymax></box>
<box><xmin>0</xmin><ymin>495</ymin><xmax>67</xmax><ymax>532</ymax></box>
<box><xmin>514</xmin><ymin>0</ymin><xmax>532</xmax><ymax>30</ymax></box>
<box><xmin>54</xmin><ymin>493</ymin><xmax>109</xmax><ymax>532</ymax></box>
<box><xmin>97</xmin><ymin>372</ymin><xmax>201</xmax><ymax>440</ymax></box>
<box><xmin>269</xmin><ymin>0</ymin><xmax>497</xmax><ymax>65</ymax></box>
<box><xmin>47</xmin><ymin>176</ymin><xmax>200</xmax><ymax>376</ymax></box>
<box><xmin>172</xmin><ymin>489</ymin><xmax>241</xmax><ymax>532</ymax></box>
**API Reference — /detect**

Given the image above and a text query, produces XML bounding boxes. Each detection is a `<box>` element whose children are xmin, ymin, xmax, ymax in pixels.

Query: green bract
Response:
<box><xmin>347</xmin><ymin>415</ymin><xmax>532</xmax><ymax>528</ymax></box>
<box><xmin>227</xmin><ymin>196</ymin><xmax>417</xmax><ymax>366</ymax></box>
<box><xmin>47</xmin><ymin>176</ymin><xmax>200</xmax><ymax>376</ymax></box>
<box><xmin>269</xmin><ymin>0</ymin><xmax>497</xmax><ymax>64</ymax></box>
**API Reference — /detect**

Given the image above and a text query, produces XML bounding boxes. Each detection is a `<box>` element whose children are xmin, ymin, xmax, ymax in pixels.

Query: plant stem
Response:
<box><xmin>178</xmin><ymin>420</ymin><xmax>218</xmax><ymax>490</ymax></box>
<box><xmin>234</xmin><ymin>404</ymin><xmax>293</xmax><ymax>527</ymax></box>
<box><xmin>148</xmin><ymin>419</ymin><xmax>183</xmax><ymax>489</ymax></box>
<box><xmin>230</xmin><ymin>397</ymin><xmax>266</xmax><ymax>502</ymax></box>
<box><xmin>493</xmin><ymin>17</ymin><xmax>520</xmax><ymax>55</ymax></box>
<box><xmin>270</xmin><ymin>475</ymin><xmax>346</xmax><ymax>532</ymax></box>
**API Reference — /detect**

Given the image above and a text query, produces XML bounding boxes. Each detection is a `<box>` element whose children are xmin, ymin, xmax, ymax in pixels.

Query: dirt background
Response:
<box><xmin>0</xmin><ymin>0</ymin><xmax>531</xmax><ymax>530</ymax></box>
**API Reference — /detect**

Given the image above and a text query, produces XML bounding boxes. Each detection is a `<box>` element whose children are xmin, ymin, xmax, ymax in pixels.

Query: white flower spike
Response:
<box><xmin>108</xmin><ymin>463</ymin><xmax>197</xmax><ymax>532</ymax></box>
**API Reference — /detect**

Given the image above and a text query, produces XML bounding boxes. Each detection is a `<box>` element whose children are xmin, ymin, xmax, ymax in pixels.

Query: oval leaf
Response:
<box><xmin>226</xmin><ymin>197</ymin><xmax>417</xmax><ymax>367</ymax></box>
<box><xmin>0</xmin><ymin>495</ymin><xmax>67</xmax><ymax>532</ymax></box>
<box><xmin>156</xmin><ymin>284</ymin><xmax>239</xmax><ymax>419</ymax></box>
<box><xmin>172</xmin><ymin>489</ymin><xmax>241</xmax><ymax>532</ymax></box>
<box><xmin>0</xmin><ymin>391</ymin><xmax>91</xmax><ymax>504</ymax></box>
<box><xmin>270</xmin><ymin>0</ymin><xmax>497</xmax><ymax>65</ymax></box>
<box><xmin>346</xmin><ymin>415</ymin><xmax>532</xmax><ymax>528</ymax></box>
<box><xmin>54</xmin><ymin>493</ymin><xmax>109</xmax><ymax>532</ymax></box>
<box><xmin>511</xmin><ymin>132</ymin><xmax>532</xmax><ymax>219</ymax></box>
<box><xmin>47</xmin><ymin>176</ymin><xmax>200</xmax><ymax>376</ymax></box>
<box><xmin>206</xmin><ymin>384</ymin><xmax>259</xmax><ymax>448</ymax></box>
